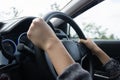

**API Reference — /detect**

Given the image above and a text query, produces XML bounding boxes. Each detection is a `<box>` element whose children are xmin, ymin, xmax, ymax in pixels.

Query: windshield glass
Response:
<box><xmin>0</xmin><ymin>0</ymin><xmax>71</xmax><ymax>21</ymax></box>
<box><xmin>74</xmin><ymin>0</ymin><xmax>120</xmax><ymax>40</ymax></box>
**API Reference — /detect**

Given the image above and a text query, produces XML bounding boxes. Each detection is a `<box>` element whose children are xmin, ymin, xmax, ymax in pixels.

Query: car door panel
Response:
<box><xmin>95</xmin><ymin>40</ymin><xmax>120</xmax><ymax>58</ymax></box>
<box><xmin>93</xmin><ymin>40</ymin><xmax>120</xmax><ymax>80</ymax></box>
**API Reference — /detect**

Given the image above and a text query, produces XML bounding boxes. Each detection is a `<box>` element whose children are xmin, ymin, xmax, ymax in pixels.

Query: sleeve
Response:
<box><xmin>103</xmin><ymin>58</ymin><xmax>120</xmax><ymax>80</ymax></box>
<box><xmin>57</xmin><ymin>63</ymin><xmax>92</xmax><ymax>80</ymax></box>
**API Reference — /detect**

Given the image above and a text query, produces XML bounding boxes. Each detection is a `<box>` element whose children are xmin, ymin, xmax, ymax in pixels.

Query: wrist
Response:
<box><xmin>44</xmin><ymin>37</ymin><xmax>60</xmax><ymax>51</ymax></box>
<box><xmin>92</xmin><ymin>47</ymin><xmax>102</xmax><ymax>56</ymax></box>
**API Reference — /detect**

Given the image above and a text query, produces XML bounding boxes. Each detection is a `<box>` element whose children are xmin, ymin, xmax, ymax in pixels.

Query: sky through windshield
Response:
<box><xmin>0</xmin><ymin>0</ymin><xmax>71</xmax><ymax>20</ymax></box>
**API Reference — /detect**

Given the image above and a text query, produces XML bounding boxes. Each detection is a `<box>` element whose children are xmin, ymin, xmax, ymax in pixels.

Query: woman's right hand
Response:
<box><xmin>27</xmin><ymin>18</ymin><xmax>59</xmax><ymax>51</ymax></box>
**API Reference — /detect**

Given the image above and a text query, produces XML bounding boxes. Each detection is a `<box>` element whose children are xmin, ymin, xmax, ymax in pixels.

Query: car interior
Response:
<box><xmin>0</xmin><ymin>0</ymin><xmax>120</xmax><ymax>80</ymax></box>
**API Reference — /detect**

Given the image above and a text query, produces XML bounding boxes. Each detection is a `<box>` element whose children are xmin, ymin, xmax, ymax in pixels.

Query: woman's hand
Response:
<box><xmin>27</xmin><ymin>18</ymin><xmax>59</xmax><ymax>50</ymax></box>
<box><xmin>80</xmin><ymin>38</ymin><xmax>111</xmax><ymax>64</ymax></box>
<box><xmin>80</xmin><ymin>38</ymin><xmax>100</xmax><ymax>55</ymax></box>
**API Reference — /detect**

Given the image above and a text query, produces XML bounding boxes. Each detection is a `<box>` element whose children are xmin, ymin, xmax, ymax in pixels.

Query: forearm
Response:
<box><xmin>93</xmin><ymin>47</ymin><xmax>111</xmax><ymax>65</ymax></box>
<box><xmin>45</xmin><ymin>38</ymin><xmax>75</xmax><ymax>75</ymax></box>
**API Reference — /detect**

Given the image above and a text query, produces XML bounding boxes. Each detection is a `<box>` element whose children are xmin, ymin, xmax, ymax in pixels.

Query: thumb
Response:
<box><xmin>79</xmin><ymin>39</ymin><xmax>86</xmax><ymax>43</ymax></box>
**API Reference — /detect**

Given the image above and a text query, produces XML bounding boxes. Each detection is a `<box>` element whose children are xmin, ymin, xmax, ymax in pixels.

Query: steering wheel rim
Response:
<box><xmin>44</xmin><ymin>12</ymin><xmax>86</xmax><ymax>39</ymax></box>
<box><xmin>44</xmin><ymin>11</ymin><xmax>93</xmax><ymax>78</ymax></box>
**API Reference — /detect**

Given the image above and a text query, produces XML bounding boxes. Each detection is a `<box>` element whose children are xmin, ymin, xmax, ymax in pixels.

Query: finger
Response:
<box><xmin>27</xmin><ymin>23</ymin><xmax>34</xmax><ymax>39</ymax></box>
<box><xmin>87</xmin><ymin>38</ymin><xmax>92</xmax><ymax>41</ymax></box>
<box><xmin>32</xmin><ymin>18</ymin><xmax>41</xmax><ymax>24</ymax></box>
<box><xmin>79</xmin><ymin>39</ymin><xmax>86</xmax><ymax>43</ymax></box>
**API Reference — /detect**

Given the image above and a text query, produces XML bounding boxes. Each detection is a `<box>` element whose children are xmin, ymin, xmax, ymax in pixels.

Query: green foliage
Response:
<box><xmin>0</xmin><ymin>7</ymin><xmax>22</xmax><ymax>20</ymax></box>
<box><xmin>82</xmin><ymin>23</ymin><xmax>118</xmax><ymax>40</ymax></box>
<box><xmin>11</xmin><ymin>7</ymin><xmax>21</xmax><ymax>18</ymax></box>
<box><xmin>51</xmin><ymin>2</ymin><xmax>60</xmax><ymax>11</ymax></box>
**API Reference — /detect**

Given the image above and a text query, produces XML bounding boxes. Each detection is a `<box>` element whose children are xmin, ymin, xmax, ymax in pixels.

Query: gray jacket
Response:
<box><xmin>57</xmin><ymin>63</ymin><xmax>92</xmax><ymax>80</ymax></box>
<box><xmin>57</xmin><ymin>59</ymin><xmax>120</xmax><ymax>80</ymax></box>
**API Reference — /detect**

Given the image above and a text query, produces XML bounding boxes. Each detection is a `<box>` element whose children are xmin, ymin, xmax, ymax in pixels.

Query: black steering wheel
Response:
<box><xmin>43</xmin><ymin>12</ymin><xmax>93</xmax><ymax>78</ymax></box>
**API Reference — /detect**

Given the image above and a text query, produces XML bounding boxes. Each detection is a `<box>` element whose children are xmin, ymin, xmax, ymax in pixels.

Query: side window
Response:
<box><xmin>72</xmin><ymin>0</ymin><xmax>120</xmax><ymax>40</ymax></box>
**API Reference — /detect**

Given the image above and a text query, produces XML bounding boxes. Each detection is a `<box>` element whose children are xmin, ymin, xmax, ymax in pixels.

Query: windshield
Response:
<box><xmin>74</xmin><ymin>0</ymin><xmax>120</xmax><ymax>40</ymax></box>
<box><xmin>0</xmin><ymin>0</ymin><xmax>71</xmax><ymax>21</ymax></box>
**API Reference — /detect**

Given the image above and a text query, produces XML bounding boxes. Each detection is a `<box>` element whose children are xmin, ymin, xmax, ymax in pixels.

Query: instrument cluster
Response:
<box><xmin>1</xmin><ymin>32</ymin><xmax>33</xmax><ymax>58</ymax></box>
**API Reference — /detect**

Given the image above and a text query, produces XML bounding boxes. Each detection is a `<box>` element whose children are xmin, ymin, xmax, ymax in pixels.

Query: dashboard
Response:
<box><xmin>0</xmin><ymin>17</ymin><xmax>35</xmax><ymax>60</ymax></box>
